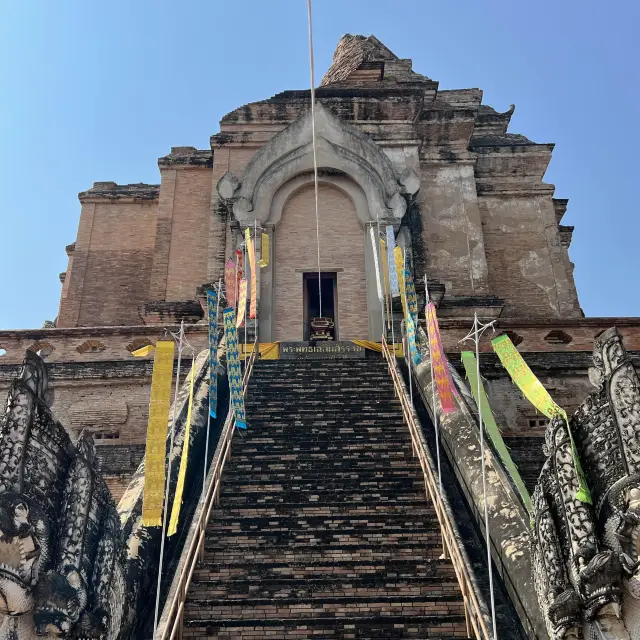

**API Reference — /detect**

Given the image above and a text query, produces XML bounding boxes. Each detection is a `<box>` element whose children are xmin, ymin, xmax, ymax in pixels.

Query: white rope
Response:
<box><xmin>306</xmin><ymin>0</ymin><xmax>322</xmax><ymax>317</ymax></box>
<box><xmin>460</xmin><ymin>313</ymin><xmax>498</xmax><ymax>640</ymax></box>
<box><xmin>154</xmin><ymin>319</ymin><xmax>185</xmax><ymax>635</ymax></box>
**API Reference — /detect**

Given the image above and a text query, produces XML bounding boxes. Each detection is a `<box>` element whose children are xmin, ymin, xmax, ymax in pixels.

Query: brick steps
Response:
<box><xmin>181</xmin><ymin>359</ymin><xmax>470</xmax><ymax>639</ymax></box>
<box><xmin>194</xmin><ymin>559</ymin><xmax>452</xmax><ymax>581</ymax></box>
<box><xmin>183</xmin><ymin>616</ymin><xmax>468</xmax><ymax>639</ymax></box>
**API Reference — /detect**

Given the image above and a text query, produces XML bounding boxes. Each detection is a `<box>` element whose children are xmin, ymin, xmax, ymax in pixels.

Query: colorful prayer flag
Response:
<box><xmin>236</xmin><ymin>278</ymin><xmax>247</xmax><ymax>328</ymax></box>
<box><xmin>167</xmin><ymin>358</ymin><xmax>196</xmax><ymax>536</ymax></box>
<box><xmin>394</xmin><ymin>246</ymin><xmax>406</xmax><ymax>315</ymax></box>
<box><xmin>369</xmin><ymin>227</ymin><xmax>383</xmax><ymax>301</ymax></box>
<box><xmin>404</xmin><ymin>268</ymin><xmax>418</xmax><ymax>321</ymax></box>
<box><xmin>258</xmin><ymin>233</ymin><xmax>269</xmax><ymax>268</ymax></box>
<box><xmin>224</xmin><ymin>259</ymin><xmax>236</xmax><ymax>311</ymax></box>
<box><xmin>380</xmin><ymin>238</ymin><xmax>391</xmax><ymax>329</ymax></box>
<box><xmin>461</xmin><ymin>351</ymin><xmax>532</xmax><ymax>512</ymax></box>
<box><xmin>141</xmin><ymin>340</ymin><xmax>175</xmax><ymax>527</ymax></box>
<box><xmin>224</xmin><ymin>308</ymin><xmax>246</xmax><ymax>429</ymax></box>
<box><xmin>386</xmin><ymin>226</ymin><xmax>400</xmax><ymax>297</ymax></box>
<box><xmin>491</xmin><ymin>334</ymin><xmax>591</xmax><ymax>503</ymax></box>
<box><xmin>246</xmin><ymin>228</ymin><xmax>257</xmax><ymax>320</ymax></box>
<box><xmin>207</xmin><ymin>289</ymin><xmax>218</xmax><ymax>418</ymax></box>
<box><xmin>406</xmin><ymin>311</ymin><xmax>420</xmax><ymax>366</ymax></box>
<box><xmin>425</xmin><ymin>302</ymin><xmax>458</xmax><ymax>414</ymax></box>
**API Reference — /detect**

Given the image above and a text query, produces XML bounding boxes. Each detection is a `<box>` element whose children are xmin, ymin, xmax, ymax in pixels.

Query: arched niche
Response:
<box><xmin>217</xmin><ymin>103</ymin><xmax>419</xmax><ymax>229</ymax></box>
<box><xmin>256</xmin><ymin>173</ymin><xmax>385</xmax><ymax>342</ymax></box>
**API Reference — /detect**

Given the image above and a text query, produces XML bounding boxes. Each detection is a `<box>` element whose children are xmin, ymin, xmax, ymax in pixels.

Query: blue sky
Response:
<box><xmin>1</xmin><ymin>0</ymin><xmax>638</xmax><ymax>329</ymax></box>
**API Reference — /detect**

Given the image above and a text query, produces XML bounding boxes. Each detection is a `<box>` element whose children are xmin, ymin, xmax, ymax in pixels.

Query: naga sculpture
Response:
<box><xmin>0</xmin><ymin>351</ymin><xmax>126</xmax><ymax>639</ymax></box>
<box><xmin>531</xmin><ymin>327</ymin><xmax>640</xmax><ymax>639</ymax></box>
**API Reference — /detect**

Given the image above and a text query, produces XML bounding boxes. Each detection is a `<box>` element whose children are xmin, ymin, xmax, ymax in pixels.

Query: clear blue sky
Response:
<box><xmin>1</xmin><ymin>0</ymin><xmax>638</xmax><ymax>330</ymax></box>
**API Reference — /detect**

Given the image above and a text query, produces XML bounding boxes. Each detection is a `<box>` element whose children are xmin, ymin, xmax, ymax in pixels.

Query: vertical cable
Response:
<box><xmin>154</xmin><ymin>320</ymin><xmax>184</xmax><ymax>635</ymax></box>
<box><xmin>306</xmin><ymin>0</ymin><xmax>322</xmax><ymax>317</ymax></box>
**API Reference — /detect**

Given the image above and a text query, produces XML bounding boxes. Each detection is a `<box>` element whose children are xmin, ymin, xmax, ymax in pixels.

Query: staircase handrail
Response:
<box><xmin>381</xmin><ymin>336</ymin><xmax>493</xmax><ymax>640</ymax></box>
<box><xmin>157</xmin><ymin>336</ymin><xmax>260</xmax><ymax>640</ymax></box>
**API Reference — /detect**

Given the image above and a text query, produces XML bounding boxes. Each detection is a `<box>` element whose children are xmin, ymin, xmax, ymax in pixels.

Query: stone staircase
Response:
<box><xmin>182</xmin><ymin>358</ymin><xmax>471</xmax><ymax>639</ymax></box>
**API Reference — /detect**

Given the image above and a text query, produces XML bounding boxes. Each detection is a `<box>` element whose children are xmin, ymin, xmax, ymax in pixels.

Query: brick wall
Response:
<box><xmin>274</xmin><ymin>183</ymin><xmax>367</xmax><ymax>340</ymax></box>
<box><xmin>59</xmin><ymin>200</ymin><xmax>158</xmax><ymax>327</ymax></box>
<box><xmin>165</xmin><ymin>169</ymin><xmax>213</xmax><ymax>300</ymax></box>
<box><xmin>479</xmin><ymin>195</ymin><xmax>581</xmax><ymax>318</ymax></box>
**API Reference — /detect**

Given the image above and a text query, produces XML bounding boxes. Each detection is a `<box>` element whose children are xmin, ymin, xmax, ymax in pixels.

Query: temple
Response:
<box><xmin>1</xmin><ymin>34</ymin><xmax>639</xmax><ymax>639</ymax></box>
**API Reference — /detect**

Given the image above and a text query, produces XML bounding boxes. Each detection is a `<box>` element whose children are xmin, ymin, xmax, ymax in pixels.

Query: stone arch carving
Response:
<box><xmin>27</xmin><ymin>340</ymin><xmax>54</xmax><ymax>359</ymax></box>
<box><xmin>217</xmin><ymin>103</ymin><xmax>418</xmax><ymax>227</ymax></box>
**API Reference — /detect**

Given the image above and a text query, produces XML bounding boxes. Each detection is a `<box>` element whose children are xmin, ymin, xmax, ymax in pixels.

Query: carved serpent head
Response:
<box><xmin>0</xmin><ymin>492</ymin><xmax>49</xmax><ymax>616</ymax></box>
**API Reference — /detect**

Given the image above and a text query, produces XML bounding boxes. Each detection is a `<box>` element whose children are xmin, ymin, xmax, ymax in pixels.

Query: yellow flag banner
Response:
<box><xmin>131</xmin><ymin>344</ymin><xmax>155</xmax><ymax>357</ymax></box>
<box><xmin>394</xmin><ymin>246</ymin><xmax>407</xmax><ymax>317</ymax></box>
<box><xmin>380</xmin><ymin>238</ymin><xmax>391</xmax><ymax>329</ymax></box>
<box><xmin>142</xmin><ymin>340</ymin><xmax>175</xmax><ymax>527</ymax></box>
<box><xmin>491</xmin><ymin>334</ymin><xmax>591</xmax><ymax>504</ymax></box>
<box><xmin>246</xmin><ymin>228</ymin><xmax>257</xmax><ymax>320</ymax></box>
<box><xmin>167</xmin><ymin>358</ymin><xmax>196</xmax><ymax>536</ymax></box>
<box><xmin>236</xmin><ymin>278</ymin><xmax>247</xmax><ymax>328</ymax></box>
<box><xmin>258</xmin><ymin>233</ymin><xmax>269</xmax><ymax>268</ymax></box>
<box><xmin>352</xmin><ymin>340</ymin><xmax>403</xmax><ymax>357</ymax></box>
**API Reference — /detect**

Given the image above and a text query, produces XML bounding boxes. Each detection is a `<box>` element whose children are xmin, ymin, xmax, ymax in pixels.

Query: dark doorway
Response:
<box><xmin>303</xmin><ymin>272</ymin><xmax>337</xmax><ymax>341</ymax></box>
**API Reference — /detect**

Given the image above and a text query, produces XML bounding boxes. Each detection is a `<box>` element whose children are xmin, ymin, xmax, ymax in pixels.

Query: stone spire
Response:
<box><xmin>320</xmin><ymin>34</ymin><xmax>431</xmax><ymax>87</ymax></box>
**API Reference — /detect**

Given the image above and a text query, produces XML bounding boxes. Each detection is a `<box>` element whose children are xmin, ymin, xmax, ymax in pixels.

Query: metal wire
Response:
<box><xmin>306</xmin><ymin>0</ymin><xmax>322</xmax><ymax>317</ymax></box>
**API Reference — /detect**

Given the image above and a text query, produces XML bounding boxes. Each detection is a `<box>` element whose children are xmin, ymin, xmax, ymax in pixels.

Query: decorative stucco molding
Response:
<box><xmin>216</xmin><ymin>103</ymin><xmax>419</xmax><ymax>227</ymax></box>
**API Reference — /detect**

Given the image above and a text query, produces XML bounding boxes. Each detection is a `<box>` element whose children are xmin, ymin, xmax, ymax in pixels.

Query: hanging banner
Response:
<box><xmin>236</xmin><ymin>249</ymin><xmax>244</xmax><ymax>293</ymax></box>
<box><xmin>404</xmin><ymin>268</ymin><xmax>418</xmax><ymax>321</ymax></box>
<box><xmin>386</xmin><ymin>226</ymin><xmax>400</xmax><ymax>297</ymax></box>
<box><xmin>141</xmin><ymin>340</ymin><xmax>175</xmax><ymax>527</ymax></box>
<box><xmin>461</xmin><ymin>351</ymin><xmax>532</xmax><ymax>512</ymax></box>
<box><xmin>236</xmin><ymin>278</ymin><xmax>247</xmax><ymax>328</ymax></box>
<box><xmin>426</xmin><ymin>302</ymin><xmax>458</xmax><ymax>414</ymax></box>
<box><xmin>369</xmin><ymin>227</ymin><xmax>383</xmax><ymax>301</ymax></box>
<box><xmin>224</xmin><ymin>259</ymin><xmax>236</xmax><ymax>311</ymax></box>
<box><xmin>224</xmin><ymin>308</ymin><xmax>247</xmax><ymax>429</ymax></box>
<box><xmin>258</xmin><ymin>233</ymin><xmax>269</xmax><ymax>268</ymax></box>
<box><xmin>207</xmin><ymin>289</ymin><xmax>218</xmax><ymax>418</ymax></box>
<box><xmin>491</xmin><ymin>334</ymin><xmax>591</xmax><ymax>503</ymax></box>
<box><xmin>245</xmin><ymin>228</ymin><xmax>257</xmax><ymax>320</ymax></box>
<box><xmin>167</xmin><ymin>358</ymin><xmax>196</xmax><ymax>536</ymax></box>
<box><xmin>394</xmin><ymin>246</ymin><xmax>407</xmax><ymax>316</ymax></box>
<box><xmin>406</xmin><ymin>311</ymin><xmax>420</xmax><ymax>366</ymax></box>
<box><xmin>380</xmin><ymin>238</ymin><xmax>391</xmax><ymax>329</ymax></box>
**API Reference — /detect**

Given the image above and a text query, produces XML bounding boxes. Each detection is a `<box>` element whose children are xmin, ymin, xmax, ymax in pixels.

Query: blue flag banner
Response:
<box><xmin>406</xmin><ymin>310</ymin><xmax>421</xmax><ymax>366</ymax></box>
<box><xmin>386</xmin><ymin>225</ymin><xmax>399</xmax><ymax>297</ymax></box>
<box><xmin>223</xmin><ymin>307</ymin><xmax>247</xmax><ymax>429</ymax></box>
<box><xmin>404</xmin><ymin>268</ymin><xmax>418</xmax><ymax>322</ymax></box>
<box><xmin>207</xmin><ymin>290</ymin><xmax>218</xmax><ymax>418</ymax></box>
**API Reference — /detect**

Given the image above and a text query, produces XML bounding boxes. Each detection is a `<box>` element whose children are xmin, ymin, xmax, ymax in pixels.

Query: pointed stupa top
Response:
<box><xmin>320</xmin><ymin>34</ymin><xmax>431</xmax><ymax>87</ymax></box>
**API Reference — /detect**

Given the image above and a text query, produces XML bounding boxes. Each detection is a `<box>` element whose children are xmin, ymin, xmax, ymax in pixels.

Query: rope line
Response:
<box><xmin>306</xmin><ymin>0</ymin><xmax>322</xmax><ymax>317</ymax></box>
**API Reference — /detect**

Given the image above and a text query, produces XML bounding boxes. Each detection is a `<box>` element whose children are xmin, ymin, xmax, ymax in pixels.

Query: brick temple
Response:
<box><xmin>1</xmin><ymin>33</ymin><xmax>640</xmax><ymax>640</ymax></box>
<box><xmin>1</xmin><ymin>34</ymin><xmax>638</xmax><ymax>500</ymax></box>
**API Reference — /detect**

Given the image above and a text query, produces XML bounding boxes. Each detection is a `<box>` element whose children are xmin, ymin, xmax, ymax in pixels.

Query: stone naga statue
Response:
<box><xmin>531</xmin><ymin>328</ymin><xmax>640</xmax><ymax>639</ymax></box>
<box><xmin>0</xmin><ymin>351</ymin><xmax>126</xmax><ymax>639</ymax></box>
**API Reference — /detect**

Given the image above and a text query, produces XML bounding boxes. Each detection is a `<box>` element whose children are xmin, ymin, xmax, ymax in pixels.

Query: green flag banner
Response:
<box><xmin>491</xmin><ymin>334</ymin><xmax>591</xmax><ymax>504</ymax></box>
<box><xmin>461</xmin><ymin>351</ymin><xmax>532</xmax><ymax>512</ymax></box>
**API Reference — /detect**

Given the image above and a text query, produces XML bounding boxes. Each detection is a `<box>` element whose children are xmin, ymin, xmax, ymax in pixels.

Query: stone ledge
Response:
<box><xmin>158</xmin><ymin>147</ymin><xmax>213</xmax><ymax>168</ymax></box>
<box><xmin>0</xmin><ymin>358</ymin><xmax>191</xmax><ymax>381</ymax></box>
<box><xmin>78</xmin><ymin>182</ymin><xmax>160</xmax><ymax>202</ymax></box>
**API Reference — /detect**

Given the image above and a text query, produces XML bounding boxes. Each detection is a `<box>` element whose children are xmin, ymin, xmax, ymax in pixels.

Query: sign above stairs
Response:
<box><xmin>280</xmin><ymin>341</ymin><xmax>365</xmax><ymax>359</ymax></box>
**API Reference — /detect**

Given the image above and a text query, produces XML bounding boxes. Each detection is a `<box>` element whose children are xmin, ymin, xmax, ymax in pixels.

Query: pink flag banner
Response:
<box><xmin>246</xmin><ymin>228</ymin><xmax>257</xmax><ymax>320</ymax></box>
<box><xmin>236</xmin><ymin>278</ymin><xmax>247</xmax><ymax>328</ymax></box>
<box><xmin>224</xmin><ymin>259</ymin><xmax>236</xmax><ymax>311</ymax></box>
<box><xmin>426</xmin><ymin>301</ymin><xmax>458</xmax><ymax>414</ymax></box>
